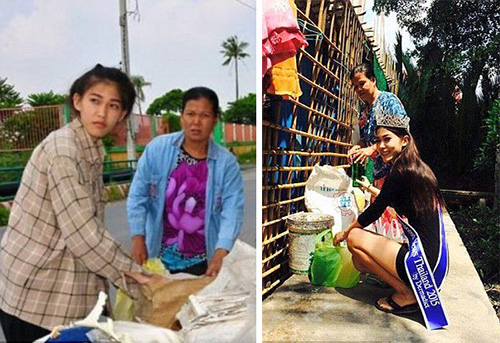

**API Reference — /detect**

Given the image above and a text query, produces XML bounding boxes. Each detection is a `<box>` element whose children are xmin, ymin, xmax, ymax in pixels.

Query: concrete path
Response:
<box><xmin>263</xmin><ymin>212</ymin><xmax>500</xmax><ymax>342</ymax></box>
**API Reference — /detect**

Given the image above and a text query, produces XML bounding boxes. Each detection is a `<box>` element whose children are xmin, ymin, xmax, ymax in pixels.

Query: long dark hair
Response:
<box><xmin>69</xmin><ymin>64</ymin><xmax>136</xmax><ymax>118</ymax></box>
<box><xmin>384</xmin><ymin>127</ymin><xmax>445</xmax><ymax>215</ymax></box>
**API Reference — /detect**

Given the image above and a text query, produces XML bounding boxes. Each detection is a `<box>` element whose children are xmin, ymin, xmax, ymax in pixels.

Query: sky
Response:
<box><xmin>0</xmin><ymin>0</ymin><xmax>256</xmax><ymax>111</ymax></box>
<box><xmin>363</xmin><ymin>0</ymin><xmax>415</xmax><ymax>56</ymax></box>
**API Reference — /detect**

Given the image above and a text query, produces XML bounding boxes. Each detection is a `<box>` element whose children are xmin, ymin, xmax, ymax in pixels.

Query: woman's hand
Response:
<box><xmin>333</xmin><ymin>231</ymin><xmax>349</xmax><ymax>245</ymax></box>
<box><xmin>347</xmin><ymin>145</ymin><xmax>362</xmax><ymax>164</ymax></box>
<box><xmin>334</xmin><ymin>219</ymin><xmax>362</xmax><ymax>245</ymax></box>
<box><xmin>131</xmin><ymin>235</ymin><xmax>148</xmax><ymax>266</ymax></box>
<box><xmin>349</xmin><ymin>145</ymin><xmax>377</xmax><ymax>164</ymax></box>
<box><xmin>356</xmin><ymin>176</ymin><xmax>371</xmax><ymax>190</ymax></box>
<box><xmin>205</xmin><ymin>248</ymin><xmax>229</xmax><ymax>277</ymax></box>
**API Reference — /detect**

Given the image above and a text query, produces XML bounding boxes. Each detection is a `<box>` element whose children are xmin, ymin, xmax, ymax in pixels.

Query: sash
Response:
<box><xmin>398</xmin><ymin>206</ymin><xmax>449</xmax><ymax>330</ymax></box>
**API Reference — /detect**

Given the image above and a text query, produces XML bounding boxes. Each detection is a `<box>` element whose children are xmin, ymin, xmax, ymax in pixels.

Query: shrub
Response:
<box><xmin>0</xmin><ymin>206</ymin><xmax>10</xmax><ymax>226</ymax></box>
<box><xmin>450</xmin><ymin>204</ymin><xmax>500</xmax><ymax>283</ymax></box>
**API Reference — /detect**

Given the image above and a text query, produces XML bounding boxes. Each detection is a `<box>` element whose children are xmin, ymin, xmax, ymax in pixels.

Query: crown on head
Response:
<box><xmin>374</xmin><ymin>102</ymin><xmax>410</xmax><ymax>131</ymax></box>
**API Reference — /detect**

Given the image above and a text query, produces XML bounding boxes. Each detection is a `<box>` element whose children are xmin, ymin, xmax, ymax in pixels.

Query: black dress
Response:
<box><xmin>357</xmin><ymin>169</ymin><xmax>441</xmax><ymax>286</ymax></box>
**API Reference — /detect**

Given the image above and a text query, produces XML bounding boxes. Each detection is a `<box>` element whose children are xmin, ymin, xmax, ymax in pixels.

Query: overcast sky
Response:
<box><xmin>0</xmin><ymin>0</ymin><xmax>256</xmax><ymax>111</ymax></box>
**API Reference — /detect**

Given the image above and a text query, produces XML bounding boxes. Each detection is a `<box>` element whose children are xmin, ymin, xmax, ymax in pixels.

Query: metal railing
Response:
<box><xmin>0</xmin><ymin>159</ymin><xmax>137</xmax><ymax>201</ymax></box>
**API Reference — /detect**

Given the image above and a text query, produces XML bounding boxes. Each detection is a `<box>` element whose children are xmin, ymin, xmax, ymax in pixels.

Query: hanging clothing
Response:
<box><xmin>263</xmin><ymin>0</ymin><xmax>307</xmax><ymax>98</ymax></box>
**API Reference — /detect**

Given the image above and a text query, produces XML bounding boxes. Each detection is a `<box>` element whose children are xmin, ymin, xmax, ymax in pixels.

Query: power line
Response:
<box><xmin>233</xmin><ymin>0</ymin><xmax>255</xmax><ymax>11</ymax></box>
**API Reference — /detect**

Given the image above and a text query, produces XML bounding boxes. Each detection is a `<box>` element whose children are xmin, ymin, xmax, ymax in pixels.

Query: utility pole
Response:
<box><xmin>119</xmin><ymin>0</ymin><xmax>136</xmax><ymax>163</ymax></box>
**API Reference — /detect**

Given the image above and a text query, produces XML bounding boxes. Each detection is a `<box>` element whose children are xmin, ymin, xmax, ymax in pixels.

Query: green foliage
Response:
<box><xmin>130</xmin><ymin>75</ymin><xmax>151</xmax><ymax>114</ymax></box>
<box><xmin>474</xmin><ymin>99</ymin><xmax>500</xmax><ymax>170</ymax></box>
<box><xmin>102</xmin><ymin>134</ymin><xmax>116</xmax><ymax>150</ymax></box>
<box><xmin>220</xmin><ymin>35</ymin><xmax>250</xmax><ymax>100</ymax></box>
<box><xmin>450</xmin><ymin>205</ymin><xmax>500</xmax><ymax>283</ymax></box>
<box><xmin>0</xmin><ymin>110</ymin><xmax>59</xmax><ymax>150</ymax></box>
<box><xmin>0</xmin><ymin>78</ymin><xmax>23</xmax><ymax>108</ymax></box>
<box><xmin>237</xmin><ymin>149</ymin><xmax>256</xmax><ymax>165</ymax></box>
<box><xmin>220</xmin><ymin>35</ymin><xmax>250</xmax><ymax>67</ymax></box>
<box><xmin>107</xmin><ymin>186</ymin><xmax>124</xmax><ymax>202</ymax></box>
<box><xmin>147</xmin><ymin>89</ymin><xmax>184</xmax><ymax>116</ymax></box>
<box><xmin>0</xmin><ymin>151</ymin><xmax>31</xmax><ymax>183</ymax></box>
<box><xmin>162</xmin><ymin>111</ymin><xmax>181</xmax><ymax>132</ymax></box>
<box><xmin>223</xmin><ymin>93</ymin><xmax>256</xmax><ymax>124</ymax></box>
<box><xmin>0</xmin><ymin>206</ymin><xmax>10</xmax><ymax>226</ymax></box>
<box><xmin>386</xmin><ymin>0</ymin><xmax>500</xmax><ymax>185</ymax></box>
<box><xmin>26</xmin><ymin>91</ymin><xmax>66</xmax><ymax>107</ymax></box>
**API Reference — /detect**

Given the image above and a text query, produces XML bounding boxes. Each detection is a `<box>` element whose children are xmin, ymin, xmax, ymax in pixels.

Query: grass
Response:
<box><xmin>237</xmin><ymin>149</ymin><xmax>256</xmax><ymax>165</ymax></box>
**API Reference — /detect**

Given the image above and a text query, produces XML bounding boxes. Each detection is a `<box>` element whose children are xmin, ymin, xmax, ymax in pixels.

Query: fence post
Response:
<box><xmin>214</xmin><ymin>120</ymin><xmax>224</xmax><ymax>145</ymax></box>
<box><xmin>152</xmin><ymin>115</ymin><xmax>157</xmax><ymax>138</ymax></box>
<box><xmin>63</xmin><ymin>105</ymin><xmax>72</xmax><ymax>125</ymax></box>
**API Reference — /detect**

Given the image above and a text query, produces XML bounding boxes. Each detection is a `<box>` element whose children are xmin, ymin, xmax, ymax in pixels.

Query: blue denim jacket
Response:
<box><xmin>127</xmin><ymin>131</ymin><xmax>244</xmax><ymax>262</ymax></box>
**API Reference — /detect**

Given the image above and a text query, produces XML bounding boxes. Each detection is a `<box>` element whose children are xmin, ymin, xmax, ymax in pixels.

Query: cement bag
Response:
<box><xmin>114</xmin><ymin>258</ymin><xmax>170</xmax><ymax>321</ymax></box>
<box><xmin>308</xmin><ymin>229</ymin><xmax>360</xmax><ymax>288</ymax></box>
<box><xmin>134</xmin><ymin>275</ymin><xmax>213</xmax><ymax>330</ymax></box>
<box><xmin>305</xmin><ymin>165</ymin><xmax>358</xmax><ymax>234</ymax></box>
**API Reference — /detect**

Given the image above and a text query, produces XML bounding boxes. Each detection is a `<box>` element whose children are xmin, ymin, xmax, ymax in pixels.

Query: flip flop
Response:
<box><xmin>375</xmin><ymin>296</ymin><xmax>419</xmax><ymax>314</ymax></box>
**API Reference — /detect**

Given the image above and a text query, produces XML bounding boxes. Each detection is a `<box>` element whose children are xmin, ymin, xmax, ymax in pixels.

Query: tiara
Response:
<box><xmin>374</xmin><ymin>102</ymin><xmax>410</xmax><ymax>131</ymax></box>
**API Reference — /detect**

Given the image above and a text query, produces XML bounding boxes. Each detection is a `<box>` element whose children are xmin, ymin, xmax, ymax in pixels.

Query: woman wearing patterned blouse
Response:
<box><xmin>348</xmin><ymin>62</ymin><xmax>408</xmax><ymax>180</ymax></box>
<box><xmin>127</xmin><ymin>87</ymin><xmax>244</xmax><ymax>277</ymax></box>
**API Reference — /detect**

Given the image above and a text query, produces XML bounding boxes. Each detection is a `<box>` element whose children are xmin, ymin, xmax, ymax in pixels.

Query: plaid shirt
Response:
<box><xmin>0</xmin><ymin>118</ymin><xmax>141</xmax><ymax>330</ymax></box>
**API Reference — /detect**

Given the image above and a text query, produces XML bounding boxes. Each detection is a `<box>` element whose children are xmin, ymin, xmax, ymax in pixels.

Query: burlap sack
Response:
<box><xmin>133</xmin><ymin>276</ymin><xmax>213</xmax><ymax>330</ymax></box>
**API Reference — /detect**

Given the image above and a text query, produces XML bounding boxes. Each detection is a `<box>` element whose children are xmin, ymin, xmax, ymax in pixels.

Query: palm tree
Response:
<box><xmin>130</xmin><ymin>75</ymin><xmax>151</xmax><ymax>114</ymax></box>
<box><xmin>220</xmin><ymin>36</ymin><xmax>250</xmax><ymax>100</ymax></box>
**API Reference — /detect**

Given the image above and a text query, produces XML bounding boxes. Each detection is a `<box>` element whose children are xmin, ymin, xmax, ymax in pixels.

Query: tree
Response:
<box><xmin>220</xmin><ymin>36</ymin><xmax>250</xmax><ymax>100</ymax></box>
<box><xmin>130</xmin><ymin>75</ymin><xmax>151</xmax><ymax>114</ymax></box>
<box><xmin>0</xmin><ymin>78</ymin><xmax>23</xmax><ymax>108</ymax></box>
<box><xmin>162</xmin><ymin>112</ymin><xmax>181</xmax><ymax>133</ymax></box>
<box><xmin>26</xmin><ymin>91</ymin><xmax>66</xmax><ymax>107</ymax></box>
<box><xmin>147</xmin><ymin>89</ymin><xmax>184</xmax><ymax>116</ymax></box>
<box><xmin>223</xmin><ymin>93</ymin><xmax>256</xmax><ymax>124</ymax></box>
<box><xmin>473</xmin><ymin>100</ymin><xmax>500</xmax><ymax>209</ymax></box>
<box><xmin>375</xmin><ymin>0</ymin><xmax>500</xmax><ymax>189</ymax></box>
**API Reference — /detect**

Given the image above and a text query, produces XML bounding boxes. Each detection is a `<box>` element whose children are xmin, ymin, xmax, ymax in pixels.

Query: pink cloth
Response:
<box><xmin>262</xmin><ymin>0</ymin><xmax>307</xmax><ymax>77</ymax></box>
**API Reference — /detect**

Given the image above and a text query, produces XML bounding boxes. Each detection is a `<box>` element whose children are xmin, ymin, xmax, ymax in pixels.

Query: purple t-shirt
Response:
<box><xmin>162</xmin><ymin>148</ymin><xmax>208</xmax><ymax>258</ymax></box>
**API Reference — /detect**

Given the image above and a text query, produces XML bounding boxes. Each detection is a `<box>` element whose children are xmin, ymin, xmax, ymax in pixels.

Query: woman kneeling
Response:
<box><xmin>334</xmin><ymin>114</ymin><xmax>448</xmax><ymax>316</ymax></box>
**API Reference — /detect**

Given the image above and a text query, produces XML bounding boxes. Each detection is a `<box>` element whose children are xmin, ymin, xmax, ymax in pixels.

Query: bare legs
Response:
<box><xmin>347</xmin><ymin>228</ymin><xmax>416</xmax><ymax>309</ymax></box>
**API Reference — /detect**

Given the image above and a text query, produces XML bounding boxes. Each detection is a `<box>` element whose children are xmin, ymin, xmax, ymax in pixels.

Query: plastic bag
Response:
<box><xmin>113</xmin><ymin>258</ymin><xmax>167</xmax><ymax>321</ymax></box>
<box><xmin>308</xmin><ymin>229</ymin><xmax>360</xmax><ymax>288</ymax></box>
<box><xmin>304</xmin><ymin>165</ymin><xmax>358</xmax><ymax>235</ymax></box>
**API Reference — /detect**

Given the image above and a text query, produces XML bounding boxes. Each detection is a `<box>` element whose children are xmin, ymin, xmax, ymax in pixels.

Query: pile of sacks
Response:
<box><xmin>36</xmin><ymin>240</ymin><xmax>256</xmax><ymax>343</ymax></box>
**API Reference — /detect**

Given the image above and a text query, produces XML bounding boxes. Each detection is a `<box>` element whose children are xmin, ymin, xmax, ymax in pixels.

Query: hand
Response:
<box><xmin>333</xmin><ymin>231</ymin><xmax>348</xmax><ymax>246</ymax></box>
<box><xmin>356</xmin><ymin>176</ymin><xmax>370</xmax><ymax>190</ymax></box>
<box><xmin>347</xmin><ymin>145</ymin><xmax>362</xmax><ymax>164</ymax></box>
<box><xmin>350</xmin><ymin>145</ymin><xmax>376</xmax><ymax>164</ymax></box>
<box><xmin>205</xmin><ymin>248</ymin><xmax>229</xmax><ymax>277</ymax></box>
<box><xmin>131</xmin><ymin>235</ymin><xmax>148</xmax><ymax>266</ymax></box>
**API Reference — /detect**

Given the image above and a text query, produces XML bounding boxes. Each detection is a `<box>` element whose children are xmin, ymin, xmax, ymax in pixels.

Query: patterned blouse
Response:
<box><xmin>161</xmin><ymin>148</ymin><xmax>208</xmax><ymax>271</ymax></box>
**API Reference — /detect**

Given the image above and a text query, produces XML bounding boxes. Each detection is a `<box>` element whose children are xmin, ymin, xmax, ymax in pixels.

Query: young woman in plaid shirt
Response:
<box><xmin>0</xmin><ymin>65</ymin><xmax>150</xmax><ymax>342</ymax></box>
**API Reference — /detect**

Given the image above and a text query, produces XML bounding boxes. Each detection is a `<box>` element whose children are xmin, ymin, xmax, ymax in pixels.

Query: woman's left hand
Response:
<box><xmin>350</xmin><ymin>145</ymin><xmax>377</xmax><ymax>164</ymax></box>
<box><xmin>205</xmin><ymin>248</ymin><xmax>229</xmax><ymax>276</ymax></box>
<box><xmin>333</xmin><ymin>231</ymin><xmax>348</xmax><ymax>245</ymax></box>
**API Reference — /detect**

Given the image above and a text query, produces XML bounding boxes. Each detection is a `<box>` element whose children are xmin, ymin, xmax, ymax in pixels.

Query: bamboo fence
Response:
<box><xmin>262</xmin><ymin>0</ymin><xmax>396</xmax><ymax>297</ymax></box>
